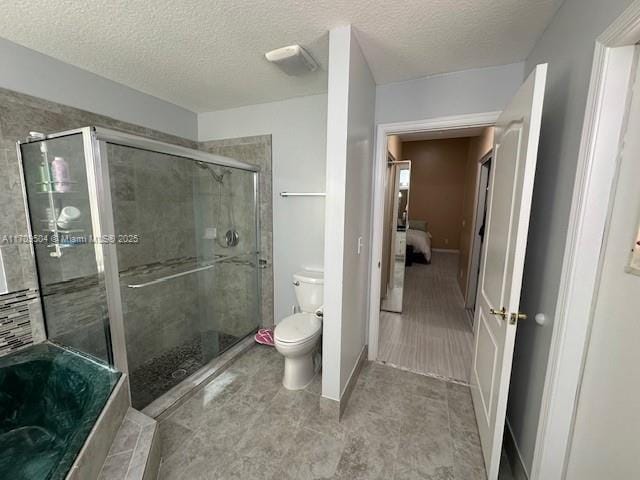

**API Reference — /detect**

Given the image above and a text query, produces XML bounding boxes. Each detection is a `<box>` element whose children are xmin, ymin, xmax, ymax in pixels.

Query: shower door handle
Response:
<box><xmin>126</xmin><ymin>251</ymin><xmax>258</xmax><ymax>288</ymax></box>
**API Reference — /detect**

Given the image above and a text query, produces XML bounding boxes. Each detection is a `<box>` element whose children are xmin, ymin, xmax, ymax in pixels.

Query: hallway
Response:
<box><xmin>379</xmin><ymin>252</ymin><xmax>474</xmax><ymax>383</ymax></box>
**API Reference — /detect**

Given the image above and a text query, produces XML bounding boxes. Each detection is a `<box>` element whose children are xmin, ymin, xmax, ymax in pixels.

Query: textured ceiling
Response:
<box><xmin>0</xmin><ymin>0</ymin><xmax>562</xmax><ymax>112</ymax></box>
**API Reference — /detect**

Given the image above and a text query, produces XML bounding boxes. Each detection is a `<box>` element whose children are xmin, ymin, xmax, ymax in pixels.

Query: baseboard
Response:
<box><xmin>504</xmin><ymin>419</ymin><xmax>530</xmax><ymax>480</ymax></box>
<box><xmin>339</xmin><ymin>345</ymin><xmax>368</xmax><ymax>419</ymax></box>
<box><xmin>432</xmin><ymin>248</ymin><xmax>460</xmax><ymax>253</ymax></box>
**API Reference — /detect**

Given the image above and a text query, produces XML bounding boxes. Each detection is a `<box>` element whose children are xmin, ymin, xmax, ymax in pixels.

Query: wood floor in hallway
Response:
<box><xmin>379</xmin><ymin>251</ymin><xmax>474</xmax><ymax>383</ymax></box>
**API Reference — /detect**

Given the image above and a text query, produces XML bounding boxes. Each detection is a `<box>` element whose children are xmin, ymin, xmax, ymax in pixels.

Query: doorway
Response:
<box><xmin>368</xmin><ymin>112</ymin><xmax>500</xmax><ymax>362</ymax></box>
<box><xmin>368</xmin><ymin>62</ymin><xmax>547</xmax><ymax>479</ymax></box>
<box><xmin>376</xmin><ymin>127</ymin><xmax>494</xmax><ymax>383</ymax></box>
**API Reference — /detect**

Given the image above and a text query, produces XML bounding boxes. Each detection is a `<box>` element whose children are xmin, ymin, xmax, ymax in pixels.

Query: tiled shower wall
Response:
<box><xmin>0</xmin><ymin>87</ymin><xmax>273</xmax><ymax>358</ymax></box>
<box><xmin>0</xmin><ymin>289</ymin><xmax>40</xmax><ymax>354</ymax></box>
<box><xmin>199</xmin><ymin>136</ymin><xmax>274</xmax><ymax>328</ymax></box>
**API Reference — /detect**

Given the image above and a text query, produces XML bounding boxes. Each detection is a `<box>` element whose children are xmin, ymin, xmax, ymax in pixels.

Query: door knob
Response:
<box><xmin>490</xmin><ymin>307</ymin><xmax>507</xmax><ymax>319</ymax></box>
<box><xmin>510</xmin><ymin>312</ymin><xmax>528</xmax><ymax>324</ymax></box>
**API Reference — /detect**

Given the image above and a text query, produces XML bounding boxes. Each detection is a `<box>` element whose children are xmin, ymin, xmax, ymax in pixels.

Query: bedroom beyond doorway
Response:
<box><xmin>377</xmin><ymin>126</ymin><xmax>494</xmax><ymax>383</ymax></box>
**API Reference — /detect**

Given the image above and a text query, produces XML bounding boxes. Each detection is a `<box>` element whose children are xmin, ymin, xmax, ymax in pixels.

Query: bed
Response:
<box><xmin>406</xmin><ymin>227</ymin><xmax>432</xmax><ymax>263</ymax></box>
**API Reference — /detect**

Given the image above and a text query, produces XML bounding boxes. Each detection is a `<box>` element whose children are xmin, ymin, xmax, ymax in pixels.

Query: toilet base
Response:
<box><xmin>282</xmin><ymin>353</ymin><xmax>315</xmax><ymax>390</ymax></box>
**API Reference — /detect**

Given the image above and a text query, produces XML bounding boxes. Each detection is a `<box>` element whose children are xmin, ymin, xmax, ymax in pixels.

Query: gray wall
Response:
<box><xmin>375</xmin><ymin>62</ymin><xmax>524</xmax><ymax>125</ymax></box>
<box><xmin>322</xmin><ymin>26</ymin><xmax>376</xmax><ymax>400</ymax></box>
<box><xmin>506</xmin><ymin>0</ymin><xmax>635</xmax><ymax>473</ymax></box>
<box><xmin>565</xmin><ymin>46</ymin><xmax>640</xmax><ymax>478</ymax></box>
<box><xmin>0</xmin><ymin>37</ymin><xmax>197</xmax><ymax>140</ymax></box>
<box><xmin>338</xmin><ymin>29</ymin><xmax>376</xmax><ymax>393</ymax></box>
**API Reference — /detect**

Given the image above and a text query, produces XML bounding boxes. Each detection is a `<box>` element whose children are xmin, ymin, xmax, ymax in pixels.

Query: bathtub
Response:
<box><xmin>0</xmin><ymin>343</ymin><xmax>120</xmax><ymax>479</ymax></box>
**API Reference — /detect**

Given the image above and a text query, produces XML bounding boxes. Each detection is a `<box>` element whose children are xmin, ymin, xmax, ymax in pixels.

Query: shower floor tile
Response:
<box><xmin>157</xmin><ymin>345</ymin><xmax>500</xmax><ymax>480</ymax></box>
<box><xmin>129</xmin><ymin>332</ymin><xmax>241</xmax><ymax>410</ymax></box>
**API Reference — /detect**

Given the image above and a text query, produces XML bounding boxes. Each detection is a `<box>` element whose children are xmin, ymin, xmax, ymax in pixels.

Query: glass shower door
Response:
<box><xmin>19</xmin><ymin>132</ymin><xmax>113</xmax><ymax>363</ymax></box>
<box><xmin>107</xmin><ymin>143</ymin><xmax>260</xmax><ymax>409</ymax></box>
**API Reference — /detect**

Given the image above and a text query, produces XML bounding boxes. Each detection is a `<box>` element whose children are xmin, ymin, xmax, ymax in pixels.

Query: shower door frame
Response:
<box><xmin>93</xmin><ymin>127</ymin><xmax>262</xmax><ymax>376</ymax></box>
<box><xmin>17</xmin><ymin>127</ymin><xmax>117</xmax><ymax>365</ymax></box>
<box><xmin>20</xmin><ymin>126</ymin><xmax>261</xmax><ymax>377</ymax></box>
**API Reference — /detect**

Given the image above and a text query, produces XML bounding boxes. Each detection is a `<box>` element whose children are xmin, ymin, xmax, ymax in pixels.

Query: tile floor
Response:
<box><xmin>157</xmin><ymin>344</ymin><xmax>496</xmax><ymax>479</ymax></box>
<box><xmin>379</xmin><ymin>252</ymin><xmax>475</xmax><ymax>383</ymax></box>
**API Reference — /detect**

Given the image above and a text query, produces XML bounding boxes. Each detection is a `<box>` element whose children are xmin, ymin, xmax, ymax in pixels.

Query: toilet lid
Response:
<box><xmin>275</xmin><ymin>313</ymin><xmax>321</xmax><ymax>343</ymax></box>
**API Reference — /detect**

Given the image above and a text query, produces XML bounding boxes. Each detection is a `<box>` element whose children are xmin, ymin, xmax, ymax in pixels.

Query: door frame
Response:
<box><xmin>367</xmin><ymin>111</ymin><xmax>500</xmax><ymax>361</ymax></box>
<box><xmin>532</xmin><ymin>2</ymin><xmax>640</xmax><ymax>478</ymax></box>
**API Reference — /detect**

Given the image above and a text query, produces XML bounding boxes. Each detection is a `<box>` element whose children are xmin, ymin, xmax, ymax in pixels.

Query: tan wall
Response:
<box><xmin>458</xmin><ymin>127</ymin><xmax>494</xmax><ymax>297</ymax></box>
<box><xmin>404</xmin><ymin>138</ymin><xmax>470</xmax><ymax>250</ymax></box>
<box><xmin>387</xmin><ymin>134</ymin><xmax>403</xmax><ymax>160</ymax></box>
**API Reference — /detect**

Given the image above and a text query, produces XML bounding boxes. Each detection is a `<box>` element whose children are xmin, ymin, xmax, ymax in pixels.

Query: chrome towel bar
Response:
<box><xmin>126</xmin><ymin>251</ymin><xmax>257</xmax><ymax>289</ymax></box>
<box><xmin>279</xmin><ymin>192</ymin><xmax>326</xmax><ymax>197</ymax></box>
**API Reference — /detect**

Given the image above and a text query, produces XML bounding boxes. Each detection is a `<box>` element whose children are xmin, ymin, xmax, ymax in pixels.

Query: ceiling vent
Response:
<box><xmin>265</xmin><ymin>45</ymin><xmax>318</xmax><ymax>76</ymax></box>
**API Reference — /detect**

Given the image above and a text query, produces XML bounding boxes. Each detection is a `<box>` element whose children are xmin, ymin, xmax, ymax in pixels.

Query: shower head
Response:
<box><xmin>196</xmin><ymin>161</ymin><xmax>228</xmax><ymax>184</ymax></box>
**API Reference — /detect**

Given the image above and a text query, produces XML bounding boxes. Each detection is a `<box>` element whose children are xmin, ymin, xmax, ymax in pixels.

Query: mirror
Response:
<box><xmin>381</xmin><ymin>161</ymin><xmax>411</xmax><ymax>313</ymax></box>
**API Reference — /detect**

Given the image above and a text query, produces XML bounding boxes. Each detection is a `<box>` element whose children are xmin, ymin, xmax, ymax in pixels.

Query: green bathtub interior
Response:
<box><xmin>0</xmin><ymin>343</ymin><xmax>120</xmax><ymax>479</ymax></box>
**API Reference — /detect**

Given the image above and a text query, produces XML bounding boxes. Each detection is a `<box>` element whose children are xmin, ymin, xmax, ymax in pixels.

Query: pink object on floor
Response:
<box><xmin>255</xmin><ymin>328</ymin><xmax>274</xmax><ymax>346</ymax></box>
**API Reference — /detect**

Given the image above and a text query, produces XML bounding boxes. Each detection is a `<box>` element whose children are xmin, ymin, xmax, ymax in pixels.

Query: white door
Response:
<box><xmin>471</xmin><ymin>63</ymin><xmax>547</xmax><ymax>479</ymax></box>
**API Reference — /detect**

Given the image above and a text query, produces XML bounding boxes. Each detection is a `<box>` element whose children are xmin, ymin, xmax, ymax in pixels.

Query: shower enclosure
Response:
<box><xmin>19</xmin><ymin>127</ymin><xmax>261</xmax><ymax>409</ymax></box>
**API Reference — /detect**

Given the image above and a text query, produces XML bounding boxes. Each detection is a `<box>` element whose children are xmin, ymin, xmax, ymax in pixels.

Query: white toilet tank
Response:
<box><xmin>293</xmin><ymin>270</ymin><xmax>323</xmax><ymax>313</ymax></box>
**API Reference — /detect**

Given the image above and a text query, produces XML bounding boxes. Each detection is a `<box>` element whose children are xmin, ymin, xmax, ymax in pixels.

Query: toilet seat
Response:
<box><xmin>274</xmin><ymin>313</ymin><xmax>322</xmax><ymax>344</ymax></box>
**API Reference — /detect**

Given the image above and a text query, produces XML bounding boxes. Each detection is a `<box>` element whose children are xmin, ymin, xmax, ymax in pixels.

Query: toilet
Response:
<box><xmin>274</xmin><ymin>270</ymin><xmax>323</xmax><ymax>390</ymax></box>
